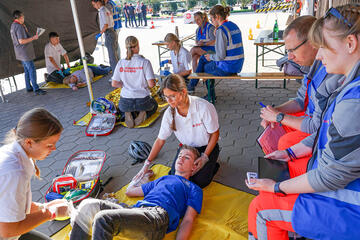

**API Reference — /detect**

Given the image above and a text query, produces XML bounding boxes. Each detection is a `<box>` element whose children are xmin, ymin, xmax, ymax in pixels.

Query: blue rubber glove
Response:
<box><xmin>160</xmin><ymin>59</ymin><xmax>170</xmax><ymax>67</ymax></box>
<box><xmin>57</xmin><ymin>70</ymin><xmax>65</xmax><ymax>78</ymax></box>
<box><xmin>63</xmin><ymin>68</ymin><xmax>71</xmax><ymax>75</ymax></box>
<box><xmin>95</xmin><ymin>33</ymin><xmax>102</xmax><ymax>41</ymax></box>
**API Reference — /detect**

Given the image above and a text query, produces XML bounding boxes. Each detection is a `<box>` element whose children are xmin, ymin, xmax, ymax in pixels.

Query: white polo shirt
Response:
<box><xmin>158</xmin><ymin>96</ymin><xmax>219</xmax><ymax>147</ymax></box>
<box><xmin>170</xmin><ymin>46</ymin><xmax>191</xmax><ymax>74</ymax></box>
<box><xmin>0</xmin><ymin>142</ymin><xmax>34</xmax><ymax>229</ymax></box>
<box><xmin>44</xmin><ymin>42</ymin><xmax>67</xmax><ymax>74</ymax></box>
<box><xmin>112</xmin><ymin>54</ymin><xmax>155</xmax><ymax>98</ymax></box>
<box><xmin>99</xmin><ymin>6</ymin><xmax>114</xmax><ymax>30</ymax></box>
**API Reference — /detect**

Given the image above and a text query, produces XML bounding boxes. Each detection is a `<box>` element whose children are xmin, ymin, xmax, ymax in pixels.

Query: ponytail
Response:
<box><xmin>210</xmin><ymin>5</ymin><xmax>231</xmax><ymax>20</ymax></box>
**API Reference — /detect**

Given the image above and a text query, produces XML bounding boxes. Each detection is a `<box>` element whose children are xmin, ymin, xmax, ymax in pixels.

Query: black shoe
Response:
<box><xmin>34</xmin><ymin>89</ymin><xmax>47</xmax><ymax>95</ymax></box>
<box><xmin>26</xmin><ymin>87</ymin><xmax>33</xmax><ymax>92</ymax></box>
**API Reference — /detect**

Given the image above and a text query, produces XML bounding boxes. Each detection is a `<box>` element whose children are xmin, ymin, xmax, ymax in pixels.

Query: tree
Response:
<box><xmin>170</xmin><ymin>2</ymin><xmax>178</xmax><ymax>12</ymax></box>
<box><xmin>227</xmin><ymin>0</ymin><xmax>237</xmax><ymax>5</ymax></box>
<box><xmin>207</xmin><ymin>0</ymin><xmax>218</xmax><ymax>7</ymax></box>
<box><xmin>188</xmin><ymin>0</ymin><xmax>197</xmax><ymax>9</ymax></box>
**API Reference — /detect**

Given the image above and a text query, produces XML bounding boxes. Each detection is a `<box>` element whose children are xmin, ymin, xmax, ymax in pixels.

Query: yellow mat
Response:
<box><xmin>74</xmin><ymin>86</ymin><xmax>169</xmax><ymax>128</ymax></box>
<box><xmin>52</xmin><ymin>164</ymin><xmax>254</xmax><ymax>240</ymax></box>
<box><xmin>40</xmin><ymin>64</ymin><xmax>103</xmax><ymax>89</ymax></box>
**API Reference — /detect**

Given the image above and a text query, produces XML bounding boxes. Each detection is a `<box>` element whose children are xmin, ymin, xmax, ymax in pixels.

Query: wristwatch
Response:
<box><xmin>274</xmin><ymin>182</ymin><xmax>287</xmax><ymax>197</ymax></box>
<box><xmin>276</xmin><ymin>113</ymin><xmax>285</xmax><ymax>126</ymax></box>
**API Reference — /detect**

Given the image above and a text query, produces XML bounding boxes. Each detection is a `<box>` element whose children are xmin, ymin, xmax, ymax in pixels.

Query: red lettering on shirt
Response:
<box><xmin>192</xmin><ymin>123</ymin><xmax>202</xmax><ymax>128</ymax></box>
<box><xmin>120</xmin><ymin>67</ymin><xmax>144</xmax><ymax>73</ymax></box>
<box><xmin>119</xmin><ymin>67</ymin><xmax>124</xmax><ymax>72</ymax></box>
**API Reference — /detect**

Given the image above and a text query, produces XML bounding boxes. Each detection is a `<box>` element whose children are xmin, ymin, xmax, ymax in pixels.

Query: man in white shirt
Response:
<box><xmin>44</xmin><ymin>32</ymin><xmax>71</xmax><ymax>83</ymax></box>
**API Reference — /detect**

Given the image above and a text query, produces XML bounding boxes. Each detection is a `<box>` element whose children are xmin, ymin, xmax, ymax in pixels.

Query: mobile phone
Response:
<box><xmin>247</xmin><ymin>172</ymin><xmax>258</xmax><ymax>185</ymax></box>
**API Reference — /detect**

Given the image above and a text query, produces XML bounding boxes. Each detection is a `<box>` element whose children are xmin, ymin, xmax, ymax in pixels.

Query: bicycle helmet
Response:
<box><xmin>128</xmin><ymin>141</ymin><xmax>152</xmax><ymax>165</ymax></box>
<box><xmin>90</xmin><ymin>98</ymin><xmax>117</xmax><ymax>114</ymax></box>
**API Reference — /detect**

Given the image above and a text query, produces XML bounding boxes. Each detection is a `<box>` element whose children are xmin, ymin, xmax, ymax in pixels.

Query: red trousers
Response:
<box><xmin>248</xmin><ymin>192</ymin><xmax>299</xmax><ymax>240</ymax></box>
<box><xmin>278</xmin><ymin>130</ymin><xmax>311</xmax><ymax>178</ymax></box>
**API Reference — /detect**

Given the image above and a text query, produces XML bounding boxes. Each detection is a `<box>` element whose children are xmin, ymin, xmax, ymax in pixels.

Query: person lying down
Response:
<box><xmin>69</xmin><ymin>145</ymin><xmax>203</xmax><ymax>240</ymax></box>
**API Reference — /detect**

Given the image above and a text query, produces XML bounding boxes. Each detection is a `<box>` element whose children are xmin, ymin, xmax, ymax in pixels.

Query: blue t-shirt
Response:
<box><xmin>133</xmin><ymin>175</ymin><xmax>203</xmax><ymax>233</ymax></box>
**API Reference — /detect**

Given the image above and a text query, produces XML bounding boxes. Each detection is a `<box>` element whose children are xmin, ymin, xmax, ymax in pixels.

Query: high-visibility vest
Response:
<box><xmin>292</xmin><ymin>75</ymin><xmax>360</xmax><ymax>240</ymax></box>
<box><xmin>216</xmin><ymin>21</ymin><xmax>244</xmax><ymax>73</ymax></box>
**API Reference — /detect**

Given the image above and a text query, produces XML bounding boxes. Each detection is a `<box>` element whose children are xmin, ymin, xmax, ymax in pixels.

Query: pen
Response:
<box><xmin>259</xmin><ymin>102</ymin><xmax>266</xmax><ymax>108</ymax></box>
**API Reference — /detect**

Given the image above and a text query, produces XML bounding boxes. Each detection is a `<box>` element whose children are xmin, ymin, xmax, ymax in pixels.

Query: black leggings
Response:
<box><xmin>169</xmin><ymin>143</ymin><xmax>220</xmax><ymax>188</ymax></box>
<box><xmin>19</xmin><ymin>230</ymin><xmax>52</xmax><ymax>240</ymax></box>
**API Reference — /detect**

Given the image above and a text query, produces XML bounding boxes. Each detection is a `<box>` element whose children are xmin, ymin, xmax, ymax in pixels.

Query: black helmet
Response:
<box><xmin>128</xmin><ymin>141</ymin><xmax>152</xmax><ymax>165</ymax></box>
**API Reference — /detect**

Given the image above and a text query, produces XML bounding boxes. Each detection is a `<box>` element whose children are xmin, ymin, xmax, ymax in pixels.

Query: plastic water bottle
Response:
<box><xmin>273</xmin><ymin>19</ymin><xmax>279</xmax><ymax>40</ymax></box>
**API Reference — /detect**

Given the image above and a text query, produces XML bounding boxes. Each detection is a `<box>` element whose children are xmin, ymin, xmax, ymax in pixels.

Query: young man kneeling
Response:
<box><xmin>69</xmin><ymin>145</ymin><xmax>203</xmax><ymax>240</ymax></box>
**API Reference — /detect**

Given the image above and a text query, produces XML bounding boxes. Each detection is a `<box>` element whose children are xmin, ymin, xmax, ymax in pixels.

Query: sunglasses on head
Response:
<box><xmin>324</xmin><ymin>7</ymin><xmax>353</xmax><ymax>28</ymax></box>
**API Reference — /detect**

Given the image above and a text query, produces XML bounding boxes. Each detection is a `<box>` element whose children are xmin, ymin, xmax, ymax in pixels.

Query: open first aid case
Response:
<box><xmin>45</xmin><ymin>150</ymin><xmax>106</xmax><ymax>205</ymax></box>
<box><xmin>85</xmin><ymin>113</ymin><xmax>116</xmax><ymax>137</ymax></box>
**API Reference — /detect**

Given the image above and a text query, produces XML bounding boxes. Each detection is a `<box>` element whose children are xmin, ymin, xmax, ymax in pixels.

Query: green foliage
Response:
<box><xmin>227</xmin><ymin>0</ymin><xmax>237</xmax><ymax>6</ymax></box>
<box><xmin>207</xmin><ymin>0</ymin><xmax>218</xmax><ymax>7</ymax></box>
<box><xmin>188</xmin><ymin>0</ymin><xmax>197</xmax><ymax>9</ymax></box>
<box><xmin>170</xmin><ymin>2</ymin><xmax>178</xmax><ymax>12</ymax></box>
<box><xmin>240</xmin><ymin>0</ymin><xmax>251</xmax><ymax>8</ymax></box>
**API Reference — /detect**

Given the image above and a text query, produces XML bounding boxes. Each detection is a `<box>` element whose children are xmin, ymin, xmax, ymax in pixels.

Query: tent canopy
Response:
<box><xmin>0</xmin><ymin>0</ymin><xmax>99</xmax><ymax>79</ymax></box>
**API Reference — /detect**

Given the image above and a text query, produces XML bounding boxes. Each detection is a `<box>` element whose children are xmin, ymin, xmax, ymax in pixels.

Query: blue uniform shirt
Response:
<box><xmin>134</xmin><ymin>175</ymin><xmax>203</xmax><ymax>233</ymax></box>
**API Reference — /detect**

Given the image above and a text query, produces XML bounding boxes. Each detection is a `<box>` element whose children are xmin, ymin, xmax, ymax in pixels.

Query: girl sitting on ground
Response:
<box><xmin>111</xmin><ymin>36</ymin><xmax>158</xmax><ymax>128</ymax></box>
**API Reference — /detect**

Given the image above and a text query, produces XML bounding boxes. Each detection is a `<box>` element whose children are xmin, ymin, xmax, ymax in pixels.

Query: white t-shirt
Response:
<box><xmin>44</xmin><ymin>42</ymin><xmax>67</xmax><ymax>74</ymax></box>
<box><xmin>99</xmin><ymin>6</ymin><xmax>114</xmax><ymax>30</ymax></box>
<box><xmin>69</xmin><ymin>68</ymin><xmax>94</xmax><ymax>88</ymax></box>
<box><xmin>0</xmin><ymin>142</ymin><xmax>35</xmax><ymax>240</ymax></box>
<box><xmin>112</xmin><ymin>54</ymin><xmax>155</xmax><ymax>98</ymax></box>
<box><xmin>170</xmin><ymin>46</ymin><xmax>191</xmax><ymax>74</ymax></box>
<box><xmin>158</xmin><ymin>96</ymin><xmax>219</xmax><ymax>147</ymax></box>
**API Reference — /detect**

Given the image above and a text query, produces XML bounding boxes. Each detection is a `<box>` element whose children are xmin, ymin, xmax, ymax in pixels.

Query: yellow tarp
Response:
<box><xmin>52</xmin><ymin>164</ymin><xmax>254</xmax><ymax>240</ymax></box>
<box><xmin>40</xmin><ymin>64</ymin><xmax>103</xmax><ymax>89</ymax></box>
<box><xmin>74</xmin><ymin>86</ymin><xmax>168</xmax><ymax>128</ymax></box>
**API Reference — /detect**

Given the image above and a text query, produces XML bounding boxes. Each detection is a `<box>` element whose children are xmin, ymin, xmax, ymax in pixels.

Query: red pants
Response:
<box><xmin>248</xmin><ymin>192</ymin><xmax>299</xmax><ymax>240</ymax></box>
<box><xmin>278</xmin><ymin>130</ymin><xmax>311</xmax><ymax>178</ymax></box>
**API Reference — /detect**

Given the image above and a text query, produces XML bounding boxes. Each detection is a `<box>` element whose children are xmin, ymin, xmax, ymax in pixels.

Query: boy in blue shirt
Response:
<box><xmin>70</xmin><ymin>145</ymin><xmax>203</xmax><ymax>240</ymax></box>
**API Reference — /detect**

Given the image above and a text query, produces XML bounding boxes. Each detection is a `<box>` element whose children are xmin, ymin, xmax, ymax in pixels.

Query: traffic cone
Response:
<box><xmin>248</xmin><ymin>28</ymin><xmax>253</xmax><ymax>40</ymax></box>
<box><xmin>150</xmin><ymin>17</ymin><xmax>155</xmax><ymax>29</ymax></box>
<box><xmin>171</xmin><ymin>14</ymin><xmax>174</xmax><ymax>23</ymax></box>
<box><xmin>256</xmin><ymin>20</ymin><xmax>260</xmax><ymax>29</ymax></box>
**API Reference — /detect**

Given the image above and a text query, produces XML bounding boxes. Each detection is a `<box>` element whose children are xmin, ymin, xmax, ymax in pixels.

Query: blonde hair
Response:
<box><xmin>309</xmin><ymin>4</ymin><xmax>360</xmax><ymax>49</ymax></box>
<box><xmin>194</xmin><ymin>11</ymin><xmax>209</xmax><ymax>24</ymax></box>
<box><xmin>161</xmin><ymin>74</ymin><xmax>187</xmax><ymax>131</ymax></box>
<box><xmin>5</xmin><ymin>108</ymin><xmax>63</xmax><ymax>178</ymax></box>
<box><xmin>209</xmin><ymin>5</ymin><xmax>231</xmax><ymax>20</ymax></box>
<box><xmin>125</xmin><ymin>36</ymin><xmax>139</xmax><ymax>60</ymax></box>
<box><xmin>164</xmin><ymin>33</ymin><xmax>180</xmax><ymax>47</ymax></box>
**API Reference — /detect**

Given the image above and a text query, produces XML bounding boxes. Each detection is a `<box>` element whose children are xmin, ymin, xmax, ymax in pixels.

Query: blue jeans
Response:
<box><xmin>124</xmin><ymin>16</ymin><xmax>128</xmax><ymax>27</ymax></box>
<box><xmin>142</xmin><ymin>12</ymin><xmax>147</xmax><ymax>26</ymax></box>
<box><xmin>137</xmin><ymin>13</ymin><xmax>143</xmax><ymax>25</ymax></box>
<box><xmin>88</xmin><ymin>65</ymin><xmax>111</xmax><ymax>76</ymax></box>
<box><xmin>104</xmin><ymin>29</ymin><xmax>119</xmax><ymax>72</ymax></box>
<box><xmin>21</xmin><ymin>60</ymin><xmax>39</xmax><ymax>91</ymax></box>
<box><xmin>130</xmin><ymin>14</ymin><xmax>137</xmax><ymax>27</ymax></box>
<box><xmin>118</xmin><ymin>96</ymin><xmax>158</xmax><ymax>119</ymax></box>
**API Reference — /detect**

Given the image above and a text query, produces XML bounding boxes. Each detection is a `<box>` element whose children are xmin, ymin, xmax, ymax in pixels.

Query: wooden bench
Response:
<box><xmin>188</xmin><ymin>72</ymin><xmax>303</xmax><ymax>103</ymax></box>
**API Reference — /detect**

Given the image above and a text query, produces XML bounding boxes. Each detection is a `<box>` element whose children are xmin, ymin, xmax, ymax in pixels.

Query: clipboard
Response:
<box><xmin>256</xmin><ymin>124</ymin><xmax>286</xmax><ymax>155</ymax></box>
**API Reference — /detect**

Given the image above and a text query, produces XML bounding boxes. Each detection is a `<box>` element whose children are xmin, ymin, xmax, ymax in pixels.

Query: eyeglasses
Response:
<box><xmin>324</xmin><ymin>7</ymin><xmax>353</xmax><ymax>28</ymax></box>
<box><xmin>163</xmin><ymin>94</ymin><xmax>177</xmax><ymax>101</ymax></box>
<box><xmin>287</xmin><ymin>39</ymin><xmax>307</xmax><ymax>53</ymax></box>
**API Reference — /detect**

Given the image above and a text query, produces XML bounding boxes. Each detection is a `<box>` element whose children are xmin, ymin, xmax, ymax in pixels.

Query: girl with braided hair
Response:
<box><xmin>111</xmin><ymin>36</ymin><xmax>158</xmax><ymax>128</ymax></box>
<box><xmin>247</xmin><ymin>4</ymin><xmax>360</xmax><ymax>240</ymax></box>
<box><xmin>135</xmin><ymin>74</ymin><xmax>220</xmax><ymax>189</ymax></box>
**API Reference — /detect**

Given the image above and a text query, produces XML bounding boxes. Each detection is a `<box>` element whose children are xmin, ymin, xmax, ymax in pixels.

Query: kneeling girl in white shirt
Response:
<box><xmin>111</xmin><ymin>36</ymin><xmax>158</xmax><ymax>128</ymax></box>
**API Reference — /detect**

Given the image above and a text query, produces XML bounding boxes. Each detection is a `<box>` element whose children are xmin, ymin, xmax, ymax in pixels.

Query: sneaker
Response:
<box><xmin>125</xmin><ymin>112</ymin><xmax>135</xmax><ymax>128</ymax></box>
<box><xmin>34</xmin><ymin>89</ymin><xmax>47</xmax><ymax>96</ymax></box>
<box><xmin>134</xmin><ymin>111</ymin><xmax>146</xmax><ymax>126</ymax></box>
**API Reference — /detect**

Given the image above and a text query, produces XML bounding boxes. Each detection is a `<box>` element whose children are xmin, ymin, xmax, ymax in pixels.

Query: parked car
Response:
<box><xmin>176</xmin><ymin>8</ymin><xmax>187</xmax><ymax>13</ymax></box>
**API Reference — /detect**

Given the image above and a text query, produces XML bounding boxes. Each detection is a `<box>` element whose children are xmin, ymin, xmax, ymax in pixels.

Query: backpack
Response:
<box><xmin>276</xmin><ymin>55</ymin><xmax>308</xmax><ymax>76</ymax></box>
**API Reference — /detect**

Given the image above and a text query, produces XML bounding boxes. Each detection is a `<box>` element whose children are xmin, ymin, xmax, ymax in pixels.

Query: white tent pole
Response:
<box><xmin>70</xmin><ymin>0</ymin><xmax>94</xmax><ymax>102</ymax></box>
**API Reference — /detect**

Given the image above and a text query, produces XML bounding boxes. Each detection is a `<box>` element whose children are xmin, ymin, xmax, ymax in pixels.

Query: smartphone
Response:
<box><xmin>247</xmin><ymin>172</ymin><xmax>258</xmax><ymax>185</ymax></box>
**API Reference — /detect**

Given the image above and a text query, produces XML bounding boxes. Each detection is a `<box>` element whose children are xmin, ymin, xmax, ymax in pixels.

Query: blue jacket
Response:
<box><xmin>196</xmin><ymin>22</ymin><xmax>215</xmax><ymax>52</ymax></box>
<box><xmin>215</xmin><ymin>21</ymin><xmax>244</xmax><ymax>73</ymax></box>
<box><xmin>292</xmin><ymin>66</ymin><xmax>360</xmax><ymax>240</ymax></box>
<box><xmin>107</xmin><ymin>0</ymin><xmax>122</xmax><ymax>30</ymax></box>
